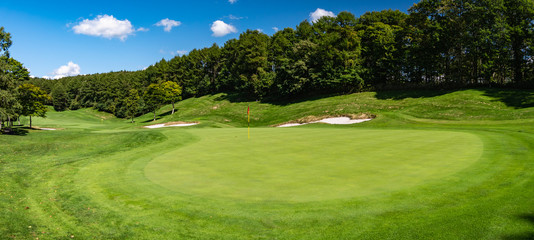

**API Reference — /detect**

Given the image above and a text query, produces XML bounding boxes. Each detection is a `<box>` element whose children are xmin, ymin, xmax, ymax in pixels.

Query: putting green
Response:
<box><xmin>145</xmin><ymin>128</ymin><xmax>483</xmax><ymax>202</ymax></box>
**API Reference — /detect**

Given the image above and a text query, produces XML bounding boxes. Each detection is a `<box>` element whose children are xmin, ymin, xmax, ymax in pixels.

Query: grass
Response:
<box><xmin>1</xmin><ymin>88</ymin><xmax>534</xmax><ymax>239</ymax></box>
<box><xmin>145</xmin><ymin>128</ymin><xmax>482</xmax><ymax>202</ymax></box>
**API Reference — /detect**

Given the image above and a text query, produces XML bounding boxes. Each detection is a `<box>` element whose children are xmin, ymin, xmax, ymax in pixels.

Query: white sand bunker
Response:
<box><xmin>33</xmin><ymin>126</ymin><xmax>61</xmax><ymax>131</ymax></box>
<box><xmin>277</xmin><ymin>115</ymin><xmax>373</xmax><ymax>128</ymax></box>
<box><xmin>144</xmin><ymin>122</ymin><xmax>199</xmax><ymax>129</ymax></box>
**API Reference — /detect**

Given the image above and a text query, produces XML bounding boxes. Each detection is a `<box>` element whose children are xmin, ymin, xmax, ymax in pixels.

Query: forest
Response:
<box><xmin>1</xmin><ymin>0</ymin><xmax>534</xmax><ymax>124</ymax></box>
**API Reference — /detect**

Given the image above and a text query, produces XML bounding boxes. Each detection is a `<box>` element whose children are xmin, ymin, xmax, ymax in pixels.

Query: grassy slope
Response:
<box><xmin>1</xmin><ymin>89</ymin><xmax>533</xmax><ymax>239</ymax></box>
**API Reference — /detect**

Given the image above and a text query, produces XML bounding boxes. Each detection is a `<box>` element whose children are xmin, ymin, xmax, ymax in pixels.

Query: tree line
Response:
<box><xmin>2</xmin><ymin>0</ymin><xmax>534</xmax><ymax>125</ymax></box>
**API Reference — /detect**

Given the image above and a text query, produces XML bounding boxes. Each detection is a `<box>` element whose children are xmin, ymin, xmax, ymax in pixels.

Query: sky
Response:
<box><xmin>0</xmin><ymin>0</ymin><xmax>419</xmax><ymax>79</ymax></box>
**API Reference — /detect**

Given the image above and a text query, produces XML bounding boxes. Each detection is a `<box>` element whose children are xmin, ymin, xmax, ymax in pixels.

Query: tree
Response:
<box><xmin>124</xmin><ymin>89</ymin><xmax>140</xmax><ymax>123</ymax></box>
<box><xmin>0</xmin><ymin>28</ymin><xmax>24</xmax><ymax>130</ymax></box>
<box><xmin>161</xmin><ymin>81</ymin><xmax>182</xmax><ymax>114</ymax></box>
<box><xmin>143</xmin><ymin>83</ymin><xmax>165</xmax><ymax>121</ymax></box>
<box><xmin>51</xmin><ymin>84</ymin><xmax>68</xmax><ymax>111</ymax></box>
<box><xmin>17</xmin><ymin>83</ymin><xmax>51</xmax><ymax>128</ymax></box>
<box><xmin>504</xmin><ymin>0</ymin><xmax>534</xmax><ymax>84</ymax></box>
<box><xmin>233</xmin><ymin>30</ymin><xmax>272</xmax><ymax>99</ymax></box>
<box><xmin>0</xmin><ymin>27</ymin><xmax>12</xmax><ymax>58</ymax></box>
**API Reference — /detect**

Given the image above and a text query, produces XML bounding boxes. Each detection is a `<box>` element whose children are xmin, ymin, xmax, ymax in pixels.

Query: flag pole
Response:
<box><xmin>247</xmin><ymin>105</ymin><xmax>250</xmax><ymax>139</ymax></box>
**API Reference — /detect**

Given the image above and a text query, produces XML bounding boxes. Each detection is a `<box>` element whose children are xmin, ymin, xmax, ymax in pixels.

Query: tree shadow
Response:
<box><xmin>482</xmin><ymin>89</ymin><xmax>534</xmax><ymax>109</ymax></box>
<box><xmin>374</xmin><ymin>89</ymin><xmax>453</xmax><ymax>100</ymax></box>
<box><xmin>502</xmin><ymin>214</ymin><xmax>534</xmax><ymax>240</ymax></box>
<box><xmin>1</xmin><ymin>127</ymin><xmax>28</xmax><ymax>136</ymax></box>
<box><xmin>158</xmin><ymin>110</ymin><xmax>173</xmax><ymax>118</ymax></box>
<box><xmin>140</xmin><ymin>110</ymin><xmax>173</xmax><ymax>123</ymax></box>
<box><xmin>214</xmin><ymin>92</ymin><xmax>340</xmax><ymax>106</ymax></box>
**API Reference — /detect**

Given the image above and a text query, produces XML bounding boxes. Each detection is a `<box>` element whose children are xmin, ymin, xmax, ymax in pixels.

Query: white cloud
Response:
<box><xmin>72</xmin><ymin>15</ymin><xmax>136</xmax><ymax>41</ymax></box>
<box><xmin>273</xmin><ymin>27</ymin><xmax>279</xmax><ymax>32</ymax></box>
<box><xmin>211</xmin><ymin>20</ymin><xmax>237</xmax><ymax>37</ymax></box>
<box><xmin>229</xmin><ymin>0</ymin><xmax>237</xmax><ymax>4</ymax></box>
<box><xmin>45</xmin><ymin>62</ymin><xmax>81</xmax><ymax>79</ymax></box>
<box><xmin>174</xmin><ymin>50</ymin><xmax>189</xmax><ymax>56</ymax></box>
<box><xmin>137</xmin><ymin>27</ymin><xmax>150</xmax><ymax>32</ymax></box>
<box><xmin>227</xmin><ymin>14</ymin><xmax>244</xmax><ymax>20</ymax></box>
<box><xmin>155</xmin><ymin>18</ymin><xmax>182</xmax><ymax>32</ymax></box>
<box><xmin>310</xmin><ymin>8</ymin><xmax>336</xmax><ymax>23</ymax></box>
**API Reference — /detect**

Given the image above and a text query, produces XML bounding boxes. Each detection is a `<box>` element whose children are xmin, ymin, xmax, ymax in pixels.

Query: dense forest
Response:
<box><xmin>1</xmin><ymin>0</ymin><xmax>534</xmax><ymax>124</ymax></box>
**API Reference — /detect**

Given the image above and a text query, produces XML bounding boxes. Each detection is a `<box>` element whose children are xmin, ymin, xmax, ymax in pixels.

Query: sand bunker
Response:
<box><xmin>144</xmin><ymin>122</ymin><xmax>199</xmax><ymax>129</ymax></box>
<box><xmin>277</xmin><ymin>115</ymin><xmax>374</xmax><ymax>128</ymax></box>
<box><xmin>32</xmin><ymin>126</ymin><xmax>61</xmax><ymax>131</ymax></box>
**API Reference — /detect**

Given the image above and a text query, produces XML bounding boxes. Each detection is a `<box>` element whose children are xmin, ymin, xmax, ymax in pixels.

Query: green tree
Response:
<box><xmin>17</xmin><ymin>83</ymin><xmax>51</xmax><ymax>128</ymax></box>
<box><xmin>51</xmin><ymin>84</ymin><xmax>68</xmax><ymax>111</ymax></box>
<box><xmin>161</xmin><ymin>81</ymin><xmax>182</xmax><ymax>114</ymax></box>
<box><xmin>504</xmin><ymin>0</ymin><xmax>534</xmax><ymax>84</ymax></box>
<box><xmin>124</xmin><ymin>89</ymin><xmax>140</xmax><ymax>123</ymax></box>
<box><xmin>234</xmin><ymin>30</ymin><xmax>272</xmax><ymax>99</ymax></box>
<box><xmin>143</xmin><ymin>83</ymin><xmax>165</xmax><ymax>121</ymax></box>
<box><xmin>0</xmin><ymin>28</ymin><xmax>25</xmax><ymax>130</ymax></box>
<box><xmin>0</xmin><ymin>27</ymin><xmax>12</xmax><ymax>58</ymax></box>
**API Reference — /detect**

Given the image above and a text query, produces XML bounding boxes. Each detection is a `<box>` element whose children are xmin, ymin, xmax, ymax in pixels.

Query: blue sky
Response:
<box><xmin>0</xmin><ymin>0</ymin><xmax>418</xmax><ymax>78</ymax></box>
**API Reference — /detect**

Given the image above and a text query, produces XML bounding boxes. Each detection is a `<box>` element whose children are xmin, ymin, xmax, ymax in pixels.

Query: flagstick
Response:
<box><xmin>248</xmin><ymin>105</ymin><xmax>251</xmax><ymax>139</ymax></box>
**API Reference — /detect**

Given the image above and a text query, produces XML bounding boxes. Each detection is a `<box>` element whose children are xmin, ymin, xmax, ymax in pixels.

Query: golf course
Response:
<box><xmin>1</xmin><ymin>89</ymin><xmax>534</xmax><ymax>239</ymax></box>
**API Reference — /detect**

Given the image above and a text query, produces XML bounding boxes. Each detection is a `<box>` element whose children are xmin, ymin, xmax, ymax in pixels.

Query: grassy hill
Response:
<box><xmin>1</xmin><ymin>89</ymin><xmax>533</xmax><ymax>239</ymax></box>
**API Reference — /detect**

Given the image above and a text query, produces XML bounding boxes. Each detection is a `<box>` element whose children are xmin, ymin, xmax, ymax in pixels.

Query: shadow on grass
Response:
<box><xmin>214</xmin><ymin>92</ymin><xmax>340</xmax><ymax>106</ymax></box>
<box><xmin>502</xmin><ymin>214</ymin><xmax>534</xmax><ymax>240</ymax></box>
<box><xmin>141</xmin><ymin>110</ymin><xmax>173</xmax><ymax>123</ymax></box>
<box><xmin>482</xmin><ymin>89</ymin><xmax>534</xmax><ymax>109</ymax></box>
<box><xmin>1</xmin><ymin>127</ymin><xmax>28</xmax><ymax>136</ymax></box>
<box><xmin>374</xmin><ymin>89</ymin><xmax>453</xmax><ymax>100</ymax></box>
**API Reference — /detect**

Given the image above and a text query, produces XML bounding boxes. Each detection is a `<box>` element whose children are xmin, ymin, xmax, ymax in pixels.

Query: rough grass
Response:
<box><xmin>1</xmin><ymin>89</ymin><xmax>534</xmax><ymax>239</ymax></box>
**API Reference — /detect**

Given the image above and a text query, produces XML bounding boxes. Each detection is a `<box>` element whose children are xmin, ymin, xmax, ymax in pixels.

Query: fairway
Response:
<box><xmin>145</xmin><ymin>128</ymin><xmax>483</xmax><ymax>202</ymax></box>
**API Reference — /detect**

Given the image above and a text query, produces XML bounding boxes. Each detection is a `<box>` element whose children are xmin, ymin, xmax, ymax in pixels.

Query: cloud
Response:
<box><xmin>155</xmin><ymin>18</ymin><xmax>182</xmax><ymax>32</ymax></box>
<box><xmin>174</xmin><ymin>50</ymin><xmax>189</xmax><ymax>56</ymax></box>
<box><xmin>273</xmin><ymin>27</ymin><xmax>279</xmax><ymax>32</ymax></box>
<box><xmin>72</xmin><ymin>15</ymin><xmax>136</xmax><ymax>41</ymax></box>
<box><xmin>211</xmin><ymin>20</ymin><xmax>237</xmax><ymax>37</ymax></box>
<box><xmin>137</xmin><ymin>27</ymin><xmax>150</xmax><ymax>32</ymax></box>
<box><xmin>229</xmin><ymin>0</ymin><xmax>237</xmax><ymax>4</ymax></box>
<box><xmin>45</xmin><ymin>62</ymin><xmax>81</xmax><ymax>79</ymax></box>
<box><xmin>227</xmin><ymin>14</ymin><xmax>244</xmax><ymax>20</ymax></box>
<box><xmin>310</xmin><ymin>8</ymin><xmax>336</xmax><ymax>23</ymax></box>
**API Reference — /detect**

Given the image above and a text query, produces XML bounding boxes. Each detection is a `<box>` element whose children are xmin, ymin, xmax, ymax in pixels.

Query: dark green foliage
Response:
<box><xmin>51</xmin><ymin>84</ymin><xmax>68</xmax><ymax>111</ymax></box>
<box><xmin>124</xmin><ymin>89</ymin><xmax>140</xmax><ymax>123</ymax></box>
<box><xmin>144</xmin><ymin>83</ymin><xmax>166</xmax><ymax>121</ymax></box>
<box><xmin>20</xmin><ymin>0</ymin><xmax>534</xmax><ymax>119</ymax></box>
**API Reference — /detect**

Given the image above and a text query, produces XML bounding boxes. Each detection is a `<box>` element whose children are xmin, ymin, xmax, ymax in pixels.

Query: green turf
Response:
<box><xmin>145</xmin><ymin>128</ymin><xmax>483</xmax><ymax>202</ymax></box>
<box><xmin>1</xmin><ymin>89</ymin><xmax>534</xmax><ymax>239</ymax></box>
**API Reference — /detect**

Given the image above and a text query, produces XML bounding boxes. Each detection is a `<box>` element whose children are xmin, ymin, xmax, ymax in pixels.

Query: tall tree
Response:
<box><xmin>504</xmin><ymin>0</ymin><xmax>534</xmax><ymax>84</ymax></box>
<box><xmin>51</xmin><ymin>83</ymin><xmax>68</xmax><ymax>111</ymax></box>
<box><xmin>143</xmin><ymin>83</ymin><xmax>165</xmax><ymax>121</ymax></box>
<box><xmin>17</xmin><ymin>83</ymin><xmax>51</xmax><ymax>128</ymax></box>
<box><xmin>0</xmin><ymin>27</ymin><xmax>12</xmax><ymax>58</ymax></box>
<box><xmin>0</xmin><ymin>27</ymin><xmax>24</xmax><ymax>130</ymax></box>
<box><xmin>161</xmin><ymin>81</ymin><xmax>182</xmax><ymax>114</ymax></box>
<box><xmin>234</xmin><ymin>30</ymin><xmax>273</xmax><ymax>99</ymax></box>
<box><xmin>124</xmin><ymin>89</ymin><xmax>140</xmax><ymax>123</ymax></box>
